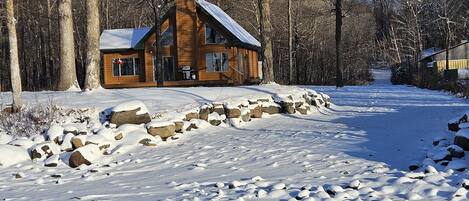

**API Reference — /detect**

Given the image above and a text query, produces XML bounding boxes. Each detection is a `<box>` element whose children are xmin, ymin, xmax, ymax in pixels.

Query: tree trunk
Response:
<box><xmin>57</xmin><ymin>0</ymin><xmax>79</xmax><ymax>91</ymax></box>
<box><xmin>288</xmin><ymin>0</ymin><xmax>293</xmax><ymax>85</ymax></box>
<box><xmin>335</xmin><ymin>0</ymin><xmax>344</xmax><ymax>88</ymax></box>
<box><xmin>6</xmin><ymin>0</ymin><xmax>22</xmax><ymax>111</ymax></box>
<box><xmin>153</xmin><ymin>2</ymin><xmax>164</xmax><ymax>87</ymax></box>
<box><xmin>84</xmin><ymin>0</ymin><xmax>101</xmax><ymax>91</ymax></box>
<box><xmin>259</xmin><ymin>0</ymin><xmax>275</xmax><ymax>83</ymax></box>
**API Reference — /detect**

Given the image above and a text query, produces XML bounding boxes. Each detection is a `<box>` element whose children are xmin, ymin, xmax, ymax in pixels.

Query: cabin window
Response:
<box><xmin>153</xmin><ymin>26</ymin><xmax>174</xmax><ymax>47</ymax></box>
<box><xmin>206</xmin><ymin>52</ymin><xmax>228</xmax><ymax>72</ymax></box>
<box><xmin>205</xmin><ymin>24</ymin><xmax>226</xmax><ymax>44</ymax></box>
<box><xmin>112</xmin><ymin>58</ymin><xmax>140</xmax><ymax>76</ymax></box>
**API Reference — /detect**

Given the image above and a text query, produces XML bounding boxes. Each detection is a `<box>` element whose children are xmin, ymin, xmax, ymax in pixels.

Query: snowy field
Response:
<box><xmin>2</xmin><ymin>70</ymin><xmax>469</xmax><ymax>200</ymax></box>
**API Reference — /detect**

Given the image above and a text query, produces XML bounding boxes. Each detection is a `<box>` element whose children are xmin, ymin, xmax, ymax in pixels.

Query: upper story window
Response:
<box><xmin>153</xmin><ymin>26</ymin><xmax>174</xmax><ymax>47</ymax></box>
<box><xmin>205</xmin><ymin>24</ymin><xmax>226</xmax><ymax>44</ymax></box>
<box><xmin>112</xmin><ymin>58</ymin><xmax>140</xmax><ymax>76</ymax></box>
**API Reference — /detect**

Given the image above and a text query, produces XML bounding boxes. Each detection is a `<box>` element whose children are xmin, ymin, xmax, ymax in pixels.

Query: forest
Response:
<box><xmin>0</xmin><ymin>0</ymin><xmax>468</xmax><ymax>92</ymax></box>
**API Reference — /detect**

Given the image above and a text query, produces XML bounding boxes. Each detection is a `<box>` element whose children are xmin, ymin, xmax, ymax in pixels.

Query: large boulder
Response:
<box><xmin>208</xmin><ymin>113</ymin><xmax>225</xmax><ymax>126</ymax></box>
<box><xmin>448</xmin><ymin>145</ymin><xmax>465</xmax><ymax>158</ymax></box>
<box><xmin>174</xmin><ymin>121</ymin><xmax>184</xmax><ymax>133</ymax></box>
<box><xmin>455</xmin><ymin>129</ymin><xmax>469</xmax><ymax>151</ymax></box>
<box><xmin>296</xmin><ymin>104</ymin><xmax>310</xmax><ymax>115</ymax></box>
<box><xmin>250</xmin><ymin>105</ymin><xmax>263</xmax><ymax>118</ymax></box>
<box><xmin>199</xmin><ymin>105</ymin><xmax>212</xmax><ymax>121</ymax></box>
<box><xmin>44</xmin><ymin>154</ymin><xmax>60</xmax><ymax>167</ymax></box>
<box><xmin>280</xmin><ymin>102</ymin><xmax>296</xmax><ymax>114</ymax></box>
<box><xmin>185</xmin><ymin>111</ymin><xmax>199</xmax><ymax>121</ymax></box>
<box><xmin>448</xmin><ymin>114</ymin><xmax>469</xmax><ymax>132</ymax></box>
<box><xmin>60</xmin><ymin>133</ymin><xmax>75</xmax><ymax>152</ymax></box>
<box><xmin>71</xmin><ymin>136</ymin><xmax>86</xmax><ymax>150</ymax></box>
<box><xmin>261</xmin><ymin>103</ymin><xmax>281</xmax><ymax>115</ymax></box>
<box><xmin>147</xmin><ymin>121</ymin><xmax>176</xmax><ymax>140</ymax></box>
<box><xmin>225</xmin><ymin>105</ymin><xmax>241</xmax><ymax>119</ymax></box>
<box><xmin>241</xmin><ymin>108</ymin><xmax>251</xmax><ymax>122</ymax></box>
<box><xmin>46</xmin><ymin>125</ymin><xmax>64</xmax><ymax>144</ymax></box>
<box><xmin>211</xmin><ymin>103</ymin><xmax>225</xmax><ymax>115</ymax></box>
<box><xmin>30</xmin><ymin>142</ymin><xmax>61</xmax><ymax>160</ymax></box>
<box><xmin>69</xmin><ymin>144</ymin><xmax>101</xmax><ymax>168</ymax></box>
<box><xmin>109</xmin><ymin>101</ymin><xmax>151</xmax><ymax>127</ymax></box>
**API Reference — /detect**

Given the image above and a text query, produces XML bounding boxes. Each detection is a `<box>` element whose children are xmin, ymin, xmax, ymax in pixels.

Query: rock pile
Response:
<box><xmin>0</xmin><ymin>89</ymin><xmax>332</xmax><ymax>169</ymax></box>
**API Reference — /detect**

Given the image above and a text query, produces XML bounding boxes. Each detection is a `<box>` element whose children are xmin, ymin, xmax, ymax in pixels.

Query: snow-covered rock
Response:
<box><xmin>71</xmin><ymin>135</ymin><xmax>86</xmax><ymax>149</ymax></box>
<box><xmin>44</xmin><ymin>154</ymin><xmax>60</xmax><ymax>167</ymax></box>
<box><xmin>0</xmin><ymin>145</ymin><xmax>30</xmax><ymax>168</ymax></box>
<box><xmin>198</xmin><ymin>104</ymin><xmax>212</xmax><ymax>121</ymax></box>
<box><xmin>261</xmin><ymin>102</ymin><xmax>281</xmax><ymax>115</ymax></box>
<box><xmin>447</xmin><ymin>160</ymin><xmax>467</xmax><ymax>171</ymax></box>
<box><xmin>109</xmin><ymin>101</ymin><xmax>151</xmax><ymax>127</ymax></box>
<box><xmin>447</xmin><ymin>145</ymin><xmax>465</xmax><ymax>158</ymax></box>
<box><xmin>60</xmin><ymin>133</ymin><xmax>75</xmax><ymax>152</ymax></box>
<box><xmin>30</xmin><ymin>142</ymin><xmax>61</xmax><ymax>160</ymax></box>
<box><xmin>146</xmin><ymin>121</ymin><xmax>176</xmax><ymax>140</ymax></box>
<box><xmin>225</xmin><ymin>107</ymin><xmax>241</xmax><ymax>118</ymax></box>
<box><xmin>47</xmin><ymin>125</ymin><xmax>64</xmax><ymax>143</ymax></box>
<box><xmin>69</xmin><ymin>144</ymin><xmax>101</xmax><ymax>168</ymax></box>
<box><xmin>249</xmin><ymin>104</ymin><xmax>262</xmax><ymax>118</ymax></box>
<box><xmin>455</xmin><ymin>129</ymin><xmax>469</xmax><ymax>151</ymax></box>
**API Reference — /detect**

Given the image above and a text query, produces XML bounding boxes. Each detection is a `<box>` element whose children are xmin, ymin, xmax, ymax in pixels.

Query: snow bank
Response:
<box><xmin>0</xmin><ymin>145</ymin><xmax>30</xmax><ymax>168</ymax></box>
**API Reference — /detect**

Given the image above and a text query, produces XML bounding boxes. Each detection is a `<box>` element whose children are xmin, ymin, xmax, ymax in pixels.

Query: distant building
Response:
<box><xmin>99</xmin><ymin>0</ymin><xmax>261</xmax><ymax>88</ymax></box>
<box><xmin>420</xmin><ymin>41</ymin><xmax>469</xmax><ymax>79</ymax></box>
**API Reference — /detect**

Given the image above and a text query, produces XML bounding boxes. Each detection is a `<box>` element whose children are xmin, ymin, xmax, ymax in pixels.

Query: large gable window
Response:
<box><xmin>205</xmin><ymin>24</ymin><xmax>226</xmax><ymax>44</ymax></box>
<box><xmin>152</xmin><ymin>26</ymin><xmax>174</xmax><ymax>47</ymax></box>
<box><xmin>112</xmin><ymin>58</ymin><xmax>140</xmax><ymax>76</ymax></box>
<box><xmin>206</xmin><ymin>52</ymin><xmax>228</xmax><ymax>72</ymax></box>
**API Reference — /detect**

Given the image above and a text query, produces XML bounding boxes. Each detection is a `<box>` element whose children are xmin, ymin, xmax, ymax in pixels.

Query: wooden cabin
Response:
<box><xmin>99</xmin><ymin>0</ymin><xmax>262</xmax><ymax>88</ymax></box>
<box><xmin>420</xmin><ymin>41</ymin><xmax>469</xmax><ymax>79</ymax></box>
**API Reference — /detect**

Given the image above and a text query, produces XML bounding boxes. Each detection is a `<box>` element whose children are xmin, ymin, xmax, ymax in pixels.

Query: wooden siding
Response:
<box><xmin>103</xmin><ymin>51</ymin><xmax>145</xmax><ymax>85</ymax></box>
<box><xmin>143</xmin><ymin>17</ymin><xmax>174</xmax><ymax>83</ymax></box>
<box><xmin>194</xmin><ymin>15</ymin><xmax>259</xmax><ymax>84</ymax></box>
<box><xmin>102</xmin><ymin>0</ymin><xmax>260</xmax><ymax>88</ymax></box>
<box><xmin>175</xmin><ymin>0</ymin><xmax>197</xmax><ymax>69</ymax></box>
<box><xmin>436</xmin><ymin>59</ymin><xmax>469</xmax><ymax>71</ymax></box>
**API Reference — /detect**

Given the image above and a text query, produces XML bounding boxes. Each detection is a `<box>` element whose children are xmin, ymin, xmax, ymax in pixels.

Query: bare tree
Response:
<box><xmin>6</xmin><ymin>0</ymin><xmax>22</xmax><ymax>111</ymax></box>
<box><xmin>288</xmin><ymin>0</ymin><xmax>293</xmax><ymax>85</ymax></box>
<box><xmin>146</xmin><ymin>0</ymin><xmax>170</xmax><ymax>86</ymax></box>
<box><xmin>259</xmin><ymin>0</ymin><xmax>275</xmax><ymax>83</ymax></box>
<box><xmin>84</xmin><ymin>0</ymin><xmax>101</xmax><ymax>91</ymax></box>
<box><xmin>57</xmin><ymin>0</ymin><xmax>79</xmax><ymax>91</ymax></box>
<box><xmin>334</xmin><ymin>0</ymin><xmax>344</xmax><ymax>88</ymax></box>
<box><xmin>436</xmin><ymin>0</ymin><xmax>463</xmax><ymax>72</ymax></box>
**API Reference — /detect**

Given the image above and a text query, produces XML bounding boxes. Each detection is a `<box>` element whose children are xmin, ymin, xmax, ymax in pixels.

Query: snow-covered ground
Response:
<box><xmin>1</xmin><ymin>70</ymin><xmax>469</xmax><ymax>200</ymax></box>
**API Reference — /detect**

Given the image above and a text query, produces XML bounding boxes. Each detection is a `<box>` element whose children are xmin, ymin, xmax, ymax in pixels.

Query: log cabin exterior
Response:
<box><xmin>420</xmin><ymin>41</ymin><xmax>469</xmax><ymax>79</ymax></box>
<box><xmin>99</xmin><ymin>0</ymin><xmax>262</xmax><ymax>88</ymax></box>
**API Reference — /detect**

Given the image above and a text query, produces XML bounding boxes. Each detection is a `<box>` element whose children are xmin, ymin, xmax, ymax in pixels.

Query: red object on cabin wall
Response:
<box><xmin>113</xmin><ymin>59</ymin><xmax>124</xmax><ymax>65</ymax></box>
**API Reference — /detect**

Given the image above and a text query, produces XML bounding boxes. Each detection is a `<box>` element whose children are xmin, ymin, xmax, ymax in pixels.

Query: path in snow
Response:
<box><xmin>1</xmin><ymin>70</ymin><xmax>469</xmax><ymax>200</ymax></box>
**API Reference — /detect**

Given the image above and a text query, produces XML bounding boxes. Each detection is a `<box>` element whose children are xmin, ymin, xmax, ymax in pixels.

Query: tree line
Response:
<box><xmin>3</xmin><ymin>0</ymin><xmax>421</xmax><ymax>110</ymax></box>
<box><xmin>373</xmin><ymin>0</ymin><xmax>469</xmax><ymax>87</ymax></box>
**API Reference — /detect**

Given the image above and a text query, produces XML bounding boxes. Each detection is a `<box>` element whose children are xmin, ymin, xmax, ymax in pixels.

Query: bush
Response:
<box><xmin>0</xmin><ymin>103</ymin><xmax>97</xmax><ymax>138</ymax></box>
<box><xmin>391</xmin><ymin>64</ymin><xmax>412</xmax><ymax>85</ymax></box>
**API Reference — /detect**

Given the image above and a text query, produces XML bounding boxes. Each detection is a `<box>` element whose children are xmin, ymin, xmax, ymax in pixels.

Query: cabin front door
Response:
<box><xmin>163</xmin><ymin>56</ymin><xmax>175</xmax><ymax>81</ymax></box>
<box><xmin>153</xmin><ymin>56</ymin><xmax>176</xmax><ymax>82</ymax></box>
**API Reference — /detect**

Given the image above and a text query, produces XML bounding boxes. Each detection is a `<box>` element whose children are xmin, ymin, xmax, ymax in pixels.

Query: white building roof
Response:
<box><xmin>196</xmin><ymin>0</ymin><xmax>261</xmax><ymax>48</ymax></box>
<box><xmin>100</xmin><ymin>28</ymin><xmax>151</xmax><ymax>50</ymax></box>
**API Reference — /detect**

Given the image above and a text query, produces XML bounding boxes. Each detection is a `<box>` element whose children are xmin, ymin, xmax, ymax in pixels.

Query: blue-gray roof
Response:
<box><xmin>100</xmin><ymin>28</ymin><xmax>151</xmax><ymax>50</ymax></box>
